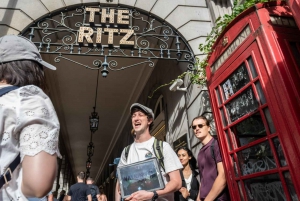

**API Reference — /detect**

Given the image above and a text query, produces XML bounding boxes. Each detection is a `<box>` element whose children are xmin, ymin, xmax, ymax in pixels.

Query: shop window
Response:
<box><xmin>152</xmin><ymin>95</ymin><xmax>166</xmax><ymax>141</ymax></box>
<box><xmin>154</xmin><ymin>95</ymin><xmax>164</xmax><ymax>119</ymax></box>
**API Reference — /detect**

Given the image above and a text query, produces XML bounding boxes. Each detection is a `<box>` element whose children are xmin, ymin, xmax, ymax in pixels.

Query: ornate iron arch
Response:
<box><xmin>22</xmin><ymin>5</ymin><xmax>196</xmax><ymax>77</ymax></box>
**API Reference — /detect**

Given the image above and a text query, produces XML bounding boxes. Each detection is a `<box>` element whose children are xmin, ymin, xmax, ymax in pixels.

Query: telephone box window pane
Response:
<box><xmin>237</xmin><ymin>181</ymin><xmax>245</xmax><ymax>201</ymax></box>
<box><xmin>244</xmin><ymin>174</ymin><xmax>287</xmax><ymax>201</ymax></box>
<box><xmin>231</xmin><ymin>154</ymin><xmax>238</xmax><ymax>177</ymax></box>
<box><xmin>289</xmin><ymin>42</ymin><xmax>300</xmax><ymax>67</ymax></box>
<box><xmin>225</xmin><ymin>130</ymin><xmax>232</xmax><ymax>151</ymax></box>
<box><xmin>220</xmin><ymin>108</ymin><xmax>228</xmax><ymax>126</ymax></box>
<box><xmin>272</xmin><ymin>137</ymin><xmax>287</xmax><ymax>166</ymax></box>
<box><xmin>232</xmin><ymin>112</ymin><xmax>266</xmax><ymax>147</ymax></box>
<box><xmin>222</xmin><ymin>63</ymin><xmax>250</xmax><ymax>100</ymax></box>
<box><xmin>247</xmin><ymin>57</ymin><xmax>258</xmax><ymax>79</ymax></box>
<box><xmin>255</xmin><ymin>81</ymin><xmax>266</xmax><ymax>105</ymax></box>
<box><xmin>283</xmin><ymin>171</ymin><xmax>299</xmax><ymax>201</ymax></box>
<box><xmin>237</xmin><ymin>141</ymin><xmax>276</xmax><ymax>176</ymax></box>
<box><xmin>215</xmin><ymin>87</ymin><xmax>222</xmax><ymax>105</ymax></box>
<box><xmin>263</xmin><ymin>107</ymin><xmax>276</xmax><ymax>134</ymax></box>
<box><xmin>225</xmin><ymin>87</ymin><xmax>259</xmax><ymax>122</ymax></box>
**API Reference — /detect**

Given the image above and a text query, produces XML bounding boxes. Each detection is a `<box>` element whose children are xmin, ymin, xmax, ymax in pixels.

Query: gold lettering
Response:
<box><xmin>117</xmin><ymin>10</ymin><xmax>129</xmax><ymax>25</ymax></box>
<box><xmin>78</xmin><ymin>27</ymin><xmax>94</xmax><ymax>44</ymax></box>
<box><xmin>119</xmin><ymin>29</ymin><xmax>134</xmax><ymax>46</ymax></box>
<box><xmin>86</xmin><ymin>7</ymin><xmax>100</xmax><ymax>23</ymax></box>
<box><xmin>104</xmin><ymin>28</ymin><xmax>118</xmax><ymax>46</ymax></box>
<box><xmin>101</xmin><ymin>8</ymin><xmax>115</xmax><ymax>24</ymax></box>
<box><xmin>96</xmin><ymin>28</ymin><xmax>102</xmax><ymax>44</ymax></box>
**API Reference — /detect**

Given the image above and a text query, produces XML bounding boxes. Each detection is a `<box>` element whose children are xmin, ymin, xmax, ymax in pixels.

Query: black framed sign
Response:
<box><xmin>117</xmin><ymin>158</ymin><xmax>165</xmax><ymax>198</ymax></box>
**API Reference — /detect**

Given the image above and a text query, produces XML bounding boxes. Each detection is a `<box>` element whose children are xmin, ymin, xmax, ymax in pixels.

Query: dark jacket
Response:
<box><xmin>174</xmin><ymin>169</ymin><xmax>199</xmax><ymax>201</ymax></box>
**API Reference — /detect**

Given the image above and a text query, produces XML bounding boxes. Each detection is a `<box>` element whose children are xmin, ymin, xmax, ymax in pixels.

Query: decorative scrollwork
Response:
<box><xmin>108</xmin><ymin>60</ymin><xmax>118</xmax><ymax>69</ymax></box>
<box><xmin>41</xmin><ymin>30</ymin><xmax>77</xmax><ymax>45</ymax></box>
<box><xmin>93</xmin><ymin>60</ymin><xmax>103</xmax><ymax>67</ymax></box>
<box><xmin>135</xmin><ymin>35</ymin><xmax>169</xmax><ymax>50</ymax></box>
<box><xmin>112</xmin><ymin>48</ymin><xmax>129</xmax><ymax>56</ymax></box>
<box><xmin>111</xmin><ymin>59</ymin><xmax>154</xmax><ymax>71</ymax></box>
<box><xmin>53</xmin><ymin>53</ymin><xmax>154</xmax><ymax>74</ymax></box>
<box><xmin>24</xmin><ymin>6</ymin><xmax>195</xmax><ymax>78</ymax></box>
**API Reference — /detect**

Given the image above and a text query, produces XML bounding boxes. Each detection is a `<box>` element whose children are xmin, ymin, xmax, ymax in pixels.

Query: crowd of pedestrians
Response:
<box><xmin>114</xmin><ymin>103</ymin><xmax>230</xmax><ymax>201</ymax></box>
<box><xmin>0</xmin><ymin>33</ymin><xmax>229</xmax><ymax>201</ymax></box>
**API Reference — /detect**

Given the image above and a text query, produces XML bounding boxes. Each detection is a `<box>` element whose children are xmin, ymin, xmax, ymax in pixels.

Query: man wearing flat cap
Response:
<box><xmin>116</xmin><ymin>103</ymin><xmax>182</xmax><ymax>201</ymax></box>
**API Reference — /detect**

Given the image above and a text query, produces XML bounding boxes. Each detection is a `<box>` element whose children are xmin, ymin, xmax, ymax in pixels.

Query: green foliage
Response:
<box><xmin>191</xmin><ymin>0</ymin><xmax>270</xmax><ymax>86</ymax></box>
<box><xmin>148</xmin><ymin>0</ymin><xmax>270</xmax><ymax>98</ymax></box>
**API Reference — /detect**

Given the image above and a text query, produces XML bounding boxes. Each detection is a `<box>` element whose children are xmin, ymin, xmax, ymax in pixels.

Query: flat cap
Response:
<box><xmin>130</xmin><ymin>103</ymin><xmax>154</xmax><ymax>119</ymax></box>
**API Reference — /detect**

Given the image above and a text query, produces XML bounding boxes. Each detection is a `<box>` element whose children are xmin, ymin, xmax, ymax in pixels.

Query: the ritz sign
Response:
<box><xmin>78</xmin><ymin>7</ymin><xmax>134</xmax><ymax>47</ymax></box>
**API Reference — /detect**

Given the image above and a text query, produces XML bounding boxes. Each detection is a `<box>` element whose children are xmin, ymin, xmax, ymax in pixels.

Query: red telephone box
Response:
<box><xmin>206</xmin><ymin>2</ymin><xmax>300</xmax><ymax>200</ymax></box>
<box><xmin>286</xmin><ymin>0</ymin><xmax>300</xmax><ymax>29</ymax></box>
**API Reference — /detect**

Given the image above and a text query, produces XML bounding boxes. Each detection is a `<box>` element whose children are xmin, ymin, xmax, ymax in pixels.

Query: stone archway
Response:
<box><xmin>0</xmin><ymin>0</ymin><xmax>212</xmax><ymax>58</ymax></box>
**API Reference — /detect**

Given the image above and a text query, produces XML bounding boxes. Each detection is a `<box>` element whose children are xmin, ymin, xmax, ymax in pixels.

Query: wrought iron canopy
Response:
<box><xmin>23</xmin><ymin>5</ymin><xmax>195</xmax><ymax>77</ymax></box>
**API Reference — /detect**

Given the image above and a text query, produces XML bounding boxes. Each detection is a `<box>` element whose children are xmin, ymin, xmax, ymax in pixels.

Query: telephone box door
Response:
<box><xmin>209</xmin><ymin>40</ymin><xmax>299</xmax><ymax>201</ymax></box>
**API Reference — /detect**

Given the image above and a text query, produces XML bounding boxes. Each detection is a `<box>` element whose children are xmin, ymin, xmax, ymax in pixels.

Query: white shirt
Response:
<box><xmin>118</xmin><ymin>137</ymin><xmax>183</xmax><ymax>201</ymax></box>
<box><xmin>184</xmin><ymin>174</ymin><xmax>193</xmax><ymax>201</ymax></box>
<box><xmin>0</xmin><ymin>85</ymin><xmax>61</xmax><ymax>201</ymax></box>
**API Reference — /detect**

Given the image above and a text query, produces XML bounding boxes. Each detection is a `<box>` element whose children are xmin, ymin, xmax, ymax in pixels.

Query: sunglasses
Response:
<box><xmin>192</xmin><ymin>124</ymin><xmax>206</xmax><ymax>129</ymax></box>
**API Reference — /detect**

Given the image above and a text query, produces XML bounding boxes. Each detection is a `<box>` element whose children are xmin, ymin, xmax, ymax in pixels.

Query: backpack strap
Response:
<box><xmin>124</xmin><ymin>144</ymin><xmax>132</xmax><ymax>161</ymax></box>
<box><xmin>179</xmin><ymin>170</ymin><xmax>187</xmax><ymax>188</ymax></box>
<box><xmin>153</xmin><ymin>138</ymin><xmax>165</xmax><ymax>172</ymax></box>
<box><xmin>0</xmin><ymin>86</ymin><xmax>19</xmax><ymax>97</ymax></box>
<box><xmin>210</xmin><ymin>138</ymin><xmax>216</xmax><ymax>162</ymax></box>
<box><xmin>0</xmin><ymin>86</ymin><xmax>20</xmax><ymax>189</ymax></box>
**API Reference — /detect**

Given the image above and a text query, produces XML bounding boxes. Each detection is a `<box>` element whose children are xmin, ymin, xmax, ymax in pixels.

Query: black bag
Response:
<box><xmin>174</xmin><ymin>171</ymin><xmax>188</xmax><ymax>201</ymax></box>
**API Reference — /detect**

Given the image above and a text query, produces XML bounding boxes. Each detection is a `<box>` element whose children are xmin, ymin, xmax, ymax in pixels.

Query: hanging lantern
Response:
<box><xmin>89</xmin><ymin>109</ymin><xmax>99</xmax><ymax>133</ymax></box>
<box><xmin>87</xmin><ymin>142</ymin><xmax>94</xmax><ymax>157</ymax></box>
<box><xmin>86</xmin><ymin>158</ymin><xmax>92</xmax><ymax>169</ymax></box>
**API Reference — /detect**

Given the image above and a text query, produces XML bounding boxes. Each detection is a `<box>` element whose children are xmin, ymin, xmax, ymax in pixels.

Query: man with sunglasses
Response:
<box><xmin>192</xmin><ymin>116</ymin><xmax>229</xmax><ymax>201</ymax></box>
